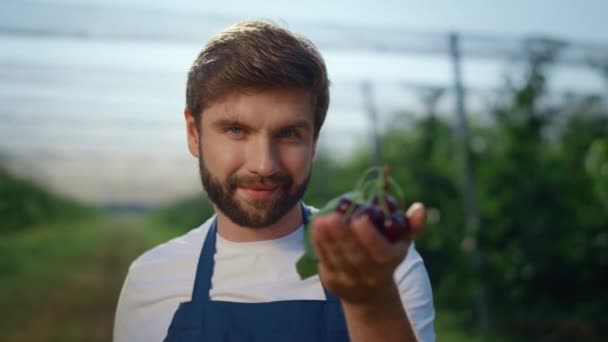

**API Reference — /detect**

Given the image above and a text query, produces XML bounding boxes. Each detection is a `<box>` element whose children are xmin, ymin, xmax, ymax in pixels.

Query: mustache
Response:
<box><xmin>227</xmin><ymin>172</ymin><xmax>292</xmax><ymax>189</ymax></box>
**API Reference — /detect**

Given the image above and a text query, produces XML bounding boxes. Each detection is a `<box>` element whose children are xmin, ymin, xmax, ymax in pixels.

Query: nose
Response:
<box><xmin>246</xmin><ymin>136</ymin><xmax>280</xmax><ymax>177</ymax></box>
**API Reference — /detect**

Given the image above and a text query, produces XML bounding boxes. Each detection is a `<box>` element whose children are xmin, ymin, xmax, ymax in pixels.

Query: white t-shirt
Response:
<box><xmin>113</xmin><ymin>210</ymin><xmax>436</xmax><ymax>342</ymax></box>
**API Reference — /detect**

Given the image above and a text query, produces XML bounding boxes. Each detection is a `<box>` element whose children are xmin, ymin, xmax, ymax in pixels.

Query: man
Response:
<box><xmin>114</xmin><ymin>20</ymin><xmax>435</xmax><ymax>341</ymax></box>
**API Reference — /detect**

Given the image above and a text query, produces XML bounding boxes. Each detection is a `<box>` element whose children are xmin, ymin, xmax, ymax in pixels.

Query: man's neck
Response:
<box><xmin>214</xmin><ymin>204</ymin><xmax>304</xmax><ymax>242</ymax></box>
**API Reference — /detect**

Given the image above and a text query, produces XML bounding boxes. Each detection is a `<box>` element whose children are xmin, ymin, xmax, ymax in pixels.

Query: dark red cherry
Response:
<box><xmin>336</xmin><ymin>197</ymin><xmax>352</xmax><ymax>214</ymax></box>
<box><xmin>351</xmin><ymin>205</ymin><xmax>385</xmax><ymax>230</ymax></box>
<box><xmin>373</xmin><ymin>195</ymin><xmax>400</xmax><ymax>213</ymax></box>
<box><xmin>383</xmin><ymin>212</ymin><xmax>407</xmax><ymax>242</ymax></box>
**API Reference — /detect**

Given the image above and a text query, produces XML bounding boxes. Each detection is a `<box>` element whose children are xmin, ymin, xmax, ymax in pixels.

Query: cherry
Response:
<box><xmin>372</xmin><ymin>195</ymin><xmax>400</xmax><ymax>213</ymax></box>
<box><xmin>332</xmin><ymin>184</ymin><xmax>408</xmax><ymax>243</ymax></box>
<box><xmin>336</xmin><ymin>197</ymin><xmax>356</xmax><ymax>215</ymax></box>
<box><xmin>382</xmin><ymin>212</ymin><xmax>408</xmax><ymax>242</ymax></box>
<box><xmin>351</xmin><ymin>205</ymin><xmax>385</xmax><ymax>230</ymax></box>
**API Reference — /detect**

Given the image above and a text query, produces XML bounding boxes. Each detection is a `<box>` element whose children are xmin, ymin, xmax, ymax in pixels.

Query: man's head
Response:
<box><xmin>186</xmin><ymin>20</ymin><xmax>329</xmax><ymax>139</ymax></box>
<box><xmin>184</xmin><ymin>20</ymin><xmax>330</xmax><ymax>228</ymax></box>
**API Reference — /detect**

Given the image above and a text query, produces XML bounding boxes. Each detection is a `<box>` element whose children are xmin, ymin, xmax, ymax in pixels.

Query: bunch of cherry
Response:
<box><xmin>335</xmin><ymin>168</ymin><xmax>409</xmax><ymax>242</ymax></box>
<box><xmin>335</xmin><ymin>194</ymin><xmax>410</xmax><ymax>242</ymax></box>
<box><xmin>296</xmin><ymin>165</ymin><xmax>410</xmax><ymax>278</ymax></box>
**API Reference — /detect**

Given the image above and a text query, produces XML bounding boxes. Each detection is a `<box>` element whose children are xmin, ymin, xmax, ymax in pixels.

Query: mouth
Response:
<box><xmin>237</xmin><ymin>185</ymin><xmax>280</xmax><ymax>200</ymax></box>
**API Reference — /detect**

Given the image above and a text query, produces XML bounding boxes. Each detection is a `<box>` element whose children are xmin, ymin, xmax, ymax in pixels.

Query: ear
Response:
<box><xmin>185</xmin><ymin>108</ymin><xmax>200</xmax><ymax>158</ymax></box>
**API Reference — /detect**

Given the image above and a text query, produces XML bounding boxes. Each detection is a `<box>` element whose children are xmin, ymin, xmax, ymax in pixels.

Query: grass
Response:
<box><xmin>0</xmin><ymin>216</ymin><xmax>151</xmax><ymax>341</ymax></box>
<box><xmin>434</xmin><ymin>309</ymin><xmax>511</xmax><ymax>342</ymax></box>
<box><xmin>0</xmin><ymin>219</ymin><xmax>107</xmax><ymax>329</ymax></box>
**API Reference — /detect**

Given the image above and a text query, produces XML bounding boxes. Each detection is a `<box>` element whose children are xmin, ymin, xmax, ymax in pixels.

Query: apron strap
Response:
<box><xmin>190</xmin><ymin>202</ymin><xmax>340</xmax><ymax>303</ymax></box>
<box><xmin>191</xmin><ymin>216</ymin><xmax>217</xmax><ymax>301</ymax></box>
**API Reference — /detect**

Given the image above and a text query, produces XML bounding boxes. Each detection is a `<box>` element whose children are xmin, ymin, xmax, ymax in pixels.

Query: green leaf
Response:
<box><xmin>298</xmin><ymin>191</ymin><xmax>364</xmax><ymax>279</ymax></box>
<box><xmin>303</xmin><ymin>221</ymin><xmax>316</xmax><ymax>257</ymax></box>
<box><xmin>296</xmin><ymin>253</ymin><xmax>318</xmax><ymax>279</ymax></box>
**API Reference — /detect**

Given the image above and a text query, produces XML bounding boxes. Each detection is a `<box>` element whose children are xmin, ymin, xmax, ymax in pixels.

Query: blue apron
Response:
<box><xmin>164</xmin><ymin>204</ymin><xmax>350</xmax><ymax>341</ymax></box>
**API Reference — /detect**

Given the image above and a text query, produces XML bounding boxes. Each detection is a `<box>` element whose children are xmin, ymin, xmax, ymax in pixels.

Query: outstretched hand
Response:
<box><xmin>311</xmin><ymin>202</ymin><xmax>426</xmax><ymax>305</ymax></box>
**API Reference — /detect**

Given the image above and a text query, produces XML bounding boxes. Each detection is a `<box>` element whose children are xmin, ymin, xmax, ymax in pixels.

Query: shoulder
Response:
<box><xmin>126</xmin><ymin>216</ymin><xmax>215</xmax><ymax>296</ymax></box>
<box><xmin>113</xmin><ymin>216</ymin><xmax>215</xmax><ymax>342</ymax></box>
<box><xmin>305</xmin><ymin>204</ymin><xmax>319</xmax><ymax>214</ymax></box>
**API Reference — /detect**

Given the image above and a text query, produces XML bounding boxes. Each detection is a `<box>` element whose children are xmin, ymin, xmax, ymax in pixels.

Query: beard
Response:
<box><xmin>198</xmin><ymin>152</ymin><xmax>311</xmax><ymax>228</ymax></box>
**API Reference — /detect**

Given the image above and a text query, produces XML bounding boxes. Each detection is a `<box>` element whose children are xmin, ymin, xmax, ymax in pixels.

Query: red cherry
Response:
<box><xmin>336</xmin><ymin>197</ymin><xmax>354</xmax><ymax>215</ymax></box>
<box><xmin>383</xmin><ymin>212</ymin><xmax>407</xmax><ymax>242</ymax></box>
<box><xmin>373</xmin><ymin>195</ymin><xmax>400</xmax><ymax>213</ymax></box>
<box><xmin>352</xmin><ymin>205</ymin><xmax>385</xmax><ymax>230</ymax></box>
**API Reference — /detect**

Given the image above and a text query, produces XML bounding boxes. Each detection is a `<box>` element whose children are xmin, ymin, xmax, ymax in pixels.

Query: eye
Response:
<box><xmin>226</xmin><ymin>126</ymin><xmax>244</xmax><ymax>136</ymax></box>
<box><xmin>278</xmin><ymin>129</ymin><xmax>299</xmax><ymax>139</ymax></box>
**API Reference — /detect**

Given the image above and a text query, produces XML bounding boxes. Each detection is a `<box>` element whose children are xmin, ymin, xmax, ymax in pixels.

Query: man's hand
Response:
<box><xmin>311</xmin><ymin>202</ymin><xmax>426</xmax><ymax>304</ymax></box>
<box><xmin>311</xmin><ymin>202</ymin><xmax>427</xmax><ymax>342</ymax></box>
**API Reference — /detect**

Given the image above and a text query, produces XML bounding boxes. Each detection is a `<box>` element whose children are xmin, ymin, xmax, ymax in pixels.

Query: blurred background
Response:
<box><xmin>1</xmin><ymin>0</ymin><xmax>607</xmax><ymax>341</ymax></box>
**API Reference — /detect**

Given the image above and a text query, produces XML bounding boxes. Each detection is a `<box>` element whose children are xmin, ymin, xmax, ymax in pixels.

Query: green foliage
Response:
<box><xmin>146</xmin><ymin>195</ymin><xmax>215</xmax><ymax>237</ymax></box>
<box><xmin>302</xmin><ymin>49</ymin><xmax>608</xmax><ymax>340</ymax></box>
<box><xmin>472</xmin><ymin>52</ymin><xmax>608</xmax><ymax>340</ymax></box>
<box><xmin>585</xmin><ymin>138</ymin><xmax>608</xmax><ymax>206</ymax></box>
<box><xmin>0</xmin><ymin>219</ymin><xmax>109</xmax><ymax>329</ymax></box>
<box><xmin>0</xmin><ymin>167</ymin><xmax>100</xmax><ymax>233</ymax></box>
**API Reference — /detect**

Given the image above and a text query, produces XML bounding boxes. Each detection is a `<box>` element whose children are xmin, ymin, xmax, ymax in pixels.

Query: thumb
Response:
<box><xmin>405</xmin><ymin>202</ymin><xmax>426</xmax><ymax>240</ymax></box>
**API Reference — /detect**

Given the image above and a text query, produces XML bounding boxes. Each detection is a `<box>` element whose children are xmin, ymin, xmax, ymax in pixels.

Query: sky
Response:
<box><xmin>1</xmin><ymin>0</ymin><xmax>607</xmax><ymax>205</ymax></box>
<box><xmin>17</xmin><ymin>0</ymin><xmax>608</xmax><ymax>42</ymax></box>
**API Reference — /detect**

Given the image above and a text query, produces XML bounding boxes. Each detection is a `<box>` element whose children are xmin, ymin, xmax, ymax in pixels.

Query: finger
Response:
<box><xmin>313</xmin><ymin>213</ymin><xmax>348</xmax><ymax>243</ymax></box>
<box><xmin>312</xmin><ymin>214</ymin><xmax>358</xmax><ymax>275</ymax></box>
<box><xmin>311</xmin><ymin>216</ymin><xmax>337</xmax><ymax>272</ymax></box>
<box><xmin>351</xmin><ymin>216</ymin><xmax>408</xmax><ymax>265</ymax></box>
<box><xmin>318</xmin><ymin>214</ymin><xmax>381</xmax><ymax>281</ymax></box>
<box><xmin>405</xmin><ymin>202</ymin><xmax>426</xmax><ymax>240</ymax></box>
<box><xmin>322</xmin><ymin>215</ymin><xmax>362</xmax><ymax>277</ymax></box>
<box><xmin>340</xmin><ymin>223</ymin><xmax>376</xmax><ymax>272</ymax></box>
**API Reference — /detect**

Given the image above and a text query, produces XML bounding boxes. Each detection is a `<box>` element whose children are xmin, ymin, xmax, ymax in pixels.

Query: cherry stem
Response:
<box><xmin>361</xmin><ymin>181</ymin><xmax>375</xmax><ymax>203</ymax></box>
<box><xmin>354</xmin><ymin>166</ymin><xmax>380</xmax><ymax>193</ymax></box>
<box><xmin>343</xmin><ymin>200</ymin><xmax>358</xmax><ymax>222</ymax></box>
<box><xmin>387</xmin><ymin>177</ymin><xmax>405</xmax><ymax>209</ymax></box>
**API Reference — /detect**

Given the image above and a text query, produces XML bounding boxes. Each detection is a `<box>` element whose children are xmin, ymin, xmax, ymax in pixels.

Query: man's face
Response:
<box><xmin>188</xmin><ymin>88</ymin><xmax>317</xmax><ymax>228</ymax></box>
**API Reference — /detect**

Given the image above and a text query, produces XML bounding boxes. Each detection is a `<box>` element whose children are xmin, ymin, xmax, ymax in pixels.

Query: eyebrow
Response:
<box><xmin>210</xmin><ymin>118</ymin><xmax>313</xmax><ymax>132</ymax></box>
<box><xmin>211</xmin><ymin>118</ymin><xmax>254</xmax><ymax>131</ymax></box>
<box><xmin>279</xmin><ymin>119</ymin><xmax>313</xmax><ymax>132</ymax></box>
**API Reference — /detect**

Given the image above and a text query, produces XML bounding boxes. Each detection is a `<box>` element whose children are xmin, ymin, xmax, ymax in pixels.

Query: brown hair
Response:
<box><xmin>186</xmin><ymin>20</ymin><xmax>330</xmax><ymax>139</ymax></box>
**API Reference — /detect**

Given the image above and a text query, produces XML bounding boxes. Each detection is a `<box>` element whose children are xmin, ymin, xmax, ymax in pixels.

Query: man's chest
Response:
<box><xmin>207</xmin><ymin>245</ymin><xmax>327</xmax><ymax>302</ymax></box>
